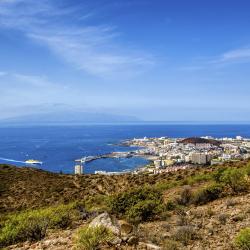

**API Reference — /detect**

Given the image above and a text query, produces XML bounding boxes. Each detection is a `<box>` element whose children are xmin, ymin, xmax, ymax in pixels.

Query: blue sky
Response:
<box><xmin>0</xmin><ymin>0</ymin><xmax>250</xmax><ymax>122</ymax></box>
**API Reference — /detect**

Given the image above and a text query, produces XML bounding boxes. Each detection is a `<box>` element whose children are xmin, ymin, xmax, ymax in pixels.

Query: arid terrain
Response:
<box><xmin>1</xmin><ymin>161</ymin><xmax>250</xmax><ymax>250</ymax></box>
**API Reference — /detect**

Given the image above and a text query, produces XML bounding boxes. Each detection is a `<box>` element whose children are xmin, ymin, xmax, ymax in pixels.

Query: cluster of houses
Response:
<box><xmin>74</xmin><ymin>135</ymin><xmax>250</xmax><ymax>175</ymax></box>
<box><xmin>129</xmin><ymin>135</ymin><xmax>250</xmax><ymax>174</ymax></box>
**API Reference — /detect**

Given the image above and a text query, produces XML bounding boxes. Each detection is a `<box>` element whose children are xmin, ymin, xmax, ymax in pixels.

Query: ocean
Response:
<box><xmin>0</xmin><ymin>124</ymin><xmax>250</xmax><ymax>174</ymax></box>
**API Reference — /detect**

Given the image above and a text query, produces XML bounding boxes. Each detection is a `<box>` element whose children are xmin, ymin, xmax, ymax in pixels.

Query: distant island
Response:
<box><xmin>0</xmin><ymin>111</ymin><xmax>140</xmax><ymax>125</ymax></box>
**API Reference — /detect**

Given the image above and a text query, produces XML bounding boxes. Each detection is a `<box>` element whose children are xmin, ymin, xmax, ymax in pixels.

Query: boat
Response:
<box><xmin>25</xmin><ymin>159</ymin><xmax>43</xmax><ymax>165</ymax></box>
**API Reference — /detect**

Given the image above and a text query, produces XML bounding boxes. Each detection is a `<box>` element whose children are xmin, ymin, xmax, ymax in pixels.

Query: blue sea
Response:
<box><xmin>0</xmin><ymin>124</ymin><xmax>250</xmax><ymax>174</ymax></box>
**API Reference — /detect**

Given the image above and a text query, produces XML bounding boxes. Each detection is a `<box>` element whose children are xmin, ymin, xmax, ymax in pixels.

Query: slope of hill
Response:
<box><xmin>0</xmin><ymin>161</ymin><xmax>250</xmax><ymax>249</ymax></box>
<box><xmin>179</xmin><ymin>137</ymin><xmax>221</xmax><ymax>146</ymax></box>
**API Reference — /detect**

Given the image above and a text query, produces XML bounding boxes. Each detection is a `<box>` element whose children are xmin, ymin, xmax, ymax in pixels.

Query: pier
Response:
<box><xmin>75</xmin><ymin>151</ymin><xmax>137</xmax><ymax>164</ymax></box>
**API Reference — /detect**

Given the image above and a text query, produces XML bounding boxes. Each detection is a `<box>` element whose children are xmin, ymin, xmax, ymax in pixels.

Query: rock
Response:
<box><xmin>127</xmin><ymin>235</ymin><xmax>139</xmax><ymax>246</ymax></box>
<box><xmin>120</xmin><ymin>221</ymin><xmax>133</xmax><ymax>236</ymax></box>
<box><xmin>89</xmin><ymin>212</ymin><xmax>121</xmax><ymax>236</ymax></box>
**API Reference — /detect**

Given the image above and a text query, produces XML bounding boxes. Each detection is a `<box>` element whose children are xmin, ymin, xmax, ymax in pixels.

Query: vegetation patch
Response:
<box><xmin>74</xmin><ymin>225</ymin><xmax>113</xmax><ymax>250</ymax></box>
<box><xmin>215</xmin><ymin>168</ymin><xmax>248</xmax><ymax>192</ymax></box>
<box><xmin>234</xmin><ymin>227</ymin><xmax>250</xmax><ymax>250</ymax></box>
<box><xmin>109</xmin><ymin>186</ymin><xmax>164</xmax><ymax>224</ymax></box>
<box><xmin>0</xmin><ymin>203</ymin><xmax>81</xmax><ymax>247</ymax></box>
<box><xmin>192</xmin><ymin>183</ymin><xmax>225</xmax><ymax>205</ymax></box>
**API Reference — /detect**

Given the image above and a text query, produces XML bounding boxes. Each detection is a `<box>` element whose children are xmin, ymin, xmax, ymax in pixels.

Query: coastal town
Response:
<box><xmin>125</xmin><ymin>135</ymin><xmax>250</xmax><ymax>174</ymax></box>
<box><xmin>74</xmin><ymin>135</ymin><xmax>250</xmax><ymax>175</ymax></box>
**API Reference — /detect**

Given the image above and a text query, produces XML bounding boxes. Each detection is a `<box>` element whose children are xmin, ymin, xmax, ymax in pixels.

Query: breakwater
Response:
<box><xmin>75</xmin><ymin>151</ymin><xmax>137</xmax><ymax>164</ymax></box>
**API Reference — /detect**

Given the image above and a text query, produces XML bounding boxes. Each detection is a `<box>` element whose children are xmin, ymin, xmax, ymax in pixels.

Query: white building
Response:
<box><xmin>191</xmin><ymin>153</ymin><xmax>210</xmax><ymax>165</ymax></box>
<box><xmin>236</xmin><ymin>136</ymin><xmax>243</xmax><ymax>140</ymax></box>
<box><xmin>75</xmin><ymin>164</ymin><xmax>83</xmax><ymax>174</ymax></box>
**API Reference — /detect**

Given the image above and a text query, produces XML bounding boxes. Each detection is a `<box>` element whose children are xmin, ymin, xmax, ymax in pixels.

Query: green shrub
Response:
<box><xmin>212</xmin><ymin>167</ymin><xmax>227</xmax><ymax>183</ymax></box>
<box><xmin>109</xmin><ymin>186</ymin><xmax>163</xmax><ymax>223</ymax></box>
<box><xmin>0</xmin><ymin>203</ymin><xmax>81</xmax><ymax>247</ymax></box>
<box><xmin>49</xmin><ymin>204</ymin><xmax>79</xmax><ymax>229</ymax></box>
<box><xmin>125</xmin><ymin>199</ymin><xmax>164</xmax><ymax>224</ymax></box>
<box><xmin>192</xmin><ymin>183</ymin><xmax>224</xmax><ymax>205</ymax></box>
<box><xmin>74</xmin><ymin>225</ymin><xmax>113</xmax><ymax>250</ymax></box>
<box><xmin>220</xmin><ymin>168</ymin><xmax>248</xmax><ymax>192</ymax></box>
<box><xmin>234</xmin><ymin>227</ymin><xmax>250</xmax><ymax>250</ymax></box>
<box><xmin>0</xmin><ymin>210</ymin><xmax>49</xmax><ymax>246</ymax></box>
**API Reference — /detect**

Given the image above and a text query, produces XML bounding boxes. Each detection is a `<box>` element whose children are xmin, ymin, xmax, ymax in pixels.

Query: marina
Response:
<box><xmin>75</xmin><ymin>151</ymin><xmax>137</xmax><ymax>164</ymax></box>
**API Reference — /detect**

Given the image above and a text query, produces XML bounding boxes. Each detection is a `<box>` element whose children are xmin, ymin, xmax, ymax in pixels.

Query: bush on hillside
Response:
<box><xmin>192</xmin><ymin>183</ymin><xmax>224</xmax><ymax>205</ymax></box>
<box><xmin>212</xmin><ymin>167</ymin><xmax>227</xmax><ymax>183</ymax></box>
<box><xmin>220</xmin><ymin>168</ymin><xmax>248</xmax><ymax>192</ymax></box>
<box><xmin>109</xmin><ymin>186</ymin><xmax>164</xmax><ymax>223</ymax></box>
<box><xmin>74</xmin><ymin>225</ymin><xmax>113</xmax><ymax>250</ymax></box>
<box><xmin>0</xmin><ymin>203</ymin><xmax>81</xmax><ymax>247</ymax></box>
<box><xmin>125</xmin><ymin>199</ymin><xmax>164</xmax><ymax>224</ymax></box>
<box><xmin>234</xmin><ymin>227</ymin><xmax>250</xmax><ymax>250</ymax></box>
<box><xmin>0</xmin><ymin>210</ymin><xmax>49</xmax><ymax>246</ymax></box>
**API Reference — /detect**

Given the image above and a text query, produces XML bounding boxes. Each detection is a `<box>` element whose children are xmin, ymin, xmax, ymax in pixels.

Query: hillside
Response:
<box><xmin>179</xmin><ymin>137</ymin><xmax>221</xmax><ymax>146</ymax></box>
<box><xmin>1</xmin><ymin>161</ymin><xmax>250</xmax><ymax>249</ymax></box>
<box><xmin>0</xmin><ymin>164</ymin><xmax>214</xmax><ymax>213</ymax></box>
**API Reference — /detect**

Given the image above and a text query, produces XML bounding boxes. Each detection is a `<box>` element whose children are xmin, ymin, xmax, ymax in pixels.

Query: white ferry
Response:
<box><xmin>25</xmin><ymin>159</ymin><xmax>43</xmax><ymax>165</ymax></box>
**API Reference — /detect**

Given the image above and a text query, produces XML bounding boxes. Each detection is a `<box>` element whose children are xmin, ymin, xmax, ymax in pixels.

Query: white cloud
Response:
<box><xmin>180</xmin><ymin>46</ymin><xmax>250</xmax><ymax>72</ymax></box>
<box><xmin>215</xmin><ymin>47</ymin><xmax>250</xmax><ymax>64</ymax></box>
<box><xmin>0</xmin><ymin>0</ymin><xmax>154</xmax><ymax>78</ymax></box>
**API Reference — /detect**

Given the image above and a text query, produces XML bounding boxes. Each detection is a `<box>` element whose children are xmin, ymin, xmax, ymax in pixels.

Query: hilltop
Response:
<box><xmin>0</xmin><ymin>161</ymin><xmax>250</xmax><ymax>249</ymax></box>
<box><xmin>179</xmin><ymin>137</ymin><xmax>221</xmax><ymax>146</ymax></box>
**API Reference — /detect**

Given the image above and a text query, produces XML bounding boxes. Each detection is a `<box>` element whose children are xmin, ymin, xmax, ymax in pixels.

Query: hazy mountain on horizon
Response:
<box><xmin>0</xmin><ymin>111</ymin><xmax>140</xmax><ymax>125</ymax></box>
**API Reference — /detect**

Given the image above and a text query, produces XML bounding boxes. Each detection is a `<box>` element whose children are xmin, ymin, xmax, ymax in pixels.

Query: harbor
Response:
<box><xmin>75</xmin><ymin>151</ymin><xmax>136</xmax><ymax>164</ymax></box>
<box><xmin>74</xmin><ymin>150</ymin><xmax>150</xmax><ymax>175</ymax></box>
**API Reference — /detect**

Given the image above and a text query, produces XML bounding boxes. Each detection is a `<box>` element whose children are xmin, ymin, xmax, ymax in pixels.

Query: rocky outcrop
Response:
<box><xmin>88</xmin><ymin>213</ymin><xmax>140</xmax><ymax>248</ymax></box>
<box><xmin>89</xmin><ymin>212</ymin><xmax>121</xmax><ymax>236</ymax></box>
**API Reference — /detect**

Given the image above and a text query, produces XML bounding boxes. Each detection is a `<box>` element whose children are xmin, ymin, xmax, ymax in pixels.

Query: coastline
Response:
<box><xmin>1</xmin><ymin>125</ymin><xmax>250</xmax><ymax>174</ymax></box>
